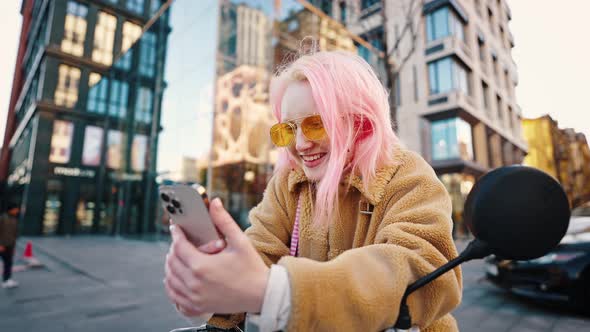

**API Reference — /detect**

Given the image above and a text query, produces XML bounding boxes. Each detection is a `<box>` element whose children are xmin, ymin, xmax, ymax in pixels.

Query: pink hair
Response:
<box><xmin>270</xmin><ymin>51</ymin><xmax>401</xmax><ymax>227</ymax></box>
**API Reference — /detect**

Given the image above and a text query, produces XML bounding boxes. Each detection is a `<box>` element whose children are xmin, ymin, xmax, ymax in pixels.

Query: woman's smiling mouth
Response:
<box><xmin>301</xmin><ymin>153</ymin><xmax>327</xmax><ymax>168</ymax></box>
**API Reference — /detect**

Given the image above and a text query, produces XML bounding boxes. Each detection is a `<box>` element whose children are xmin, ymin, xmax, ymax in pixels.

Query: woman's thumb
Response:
<box><xmin>209</xmin><ymin>198</ymin><xmax>241</xmax><ymax>240</ymax></box>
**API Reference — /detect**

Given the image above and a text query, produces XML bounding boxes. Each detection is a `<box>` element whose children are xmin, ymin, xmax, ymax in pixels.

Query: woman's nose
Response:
<box><xmin>295</xmin><ymin>127</ymin><xmax>313</xmax><ymax>151</ymax></box>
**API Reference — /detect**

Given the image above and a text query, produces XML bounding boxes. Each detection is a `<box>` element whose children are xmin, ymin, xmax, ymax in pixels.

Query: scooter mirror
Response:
<box><xmin>463</xmin><ymin>165</ymin><xmax>570</xmax><ymax>261</ymax></box>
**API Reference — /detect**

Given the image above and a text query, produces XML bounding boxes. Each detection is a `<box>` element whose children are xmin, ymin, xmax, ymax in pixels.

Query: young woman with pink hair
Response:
<box><xmin>164</xmin><ymin>51</ymin><xmax>462</xmax><ymax>331</ymax></box>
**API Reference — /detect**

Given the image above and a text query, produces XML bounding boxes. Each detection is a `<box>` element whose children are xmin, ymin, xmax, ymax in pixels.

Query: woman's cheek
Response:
<box><xmin>287</xmin><ymin>147</ymin><xmax>301</xmax><ymax>165</ymax></box>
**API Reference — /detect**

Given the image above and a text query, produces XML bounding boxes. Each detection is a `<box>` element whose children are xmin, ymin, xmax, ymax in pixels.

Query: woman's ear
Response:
<box><xmin>354</xmin><ymin>116</ymin><xmax>374</xmax><ymax>142</ymax></box>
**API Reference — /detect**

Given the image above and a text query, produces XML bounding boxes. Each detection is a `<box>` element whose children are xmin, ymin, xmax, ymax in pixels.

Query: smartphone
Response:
<box><xmin>158</xmin><ymin>183</ymin><xmax>220</xmax><ymax>246</ymax></box>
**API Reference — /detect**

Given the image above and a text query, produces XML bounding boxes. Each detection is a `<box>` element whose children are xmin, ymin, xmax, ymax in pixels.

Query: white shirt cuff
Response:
<box><xmin>173</xmin><ymin>303</ymin><xmax>213</xmax><ymax>328</ymax></box>
<box><xmin>246</xmin><ymin>264</ymin><xmax>291</xmax><ymax>332</ymax></box>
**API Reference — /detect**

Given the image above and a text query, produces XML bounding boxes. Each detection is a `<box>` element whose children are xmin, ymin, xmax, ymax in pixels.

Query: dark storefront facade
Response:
<box><xmin>4</xmin><ymin>0</ymin><xmax>170</xmax><ymax>236</ymax></box>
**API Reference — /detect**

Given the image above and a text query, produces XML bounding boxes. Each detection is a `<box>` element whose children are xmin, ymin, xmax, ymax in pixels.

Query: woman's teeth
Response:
<box><xmin>302</xmin><ymin>154</ymin><xmax>325</xmax><ymax>162</ymax></box>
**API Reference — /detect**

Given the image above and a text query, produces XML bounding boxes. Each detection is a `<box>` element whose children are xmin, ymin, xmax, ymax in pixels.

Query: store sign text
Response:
<box><xmin>110</xmin><ymin>173</ymin><xmax>143</xmax><ymax>181</ymax></box>
<box><xmin>54</xmin><ymin>167</ymin><xmax>96</xmax><ymax>178</ymax></box>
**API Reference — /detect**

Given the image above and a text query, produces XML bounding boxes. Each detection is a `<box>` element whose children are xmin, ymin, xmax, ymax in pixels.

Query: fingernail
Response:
<box><xmin>169</xmin><ymin>224</ymin><xmax>176</xmax><ymax>232</ymax></box>
<box><xmin>214</xmin><ymin>198</ymin><xmax>222</xmax><ymax>208</ymax></box>
<box><xmin>215</xmin><ymin>239</ymin><xmax>224</xmax><ymax>249</ymax></box>
<box><xmin>162</xmin><ymin>278</ymin><xmax>166</xmax><ymax>284</ymax></box>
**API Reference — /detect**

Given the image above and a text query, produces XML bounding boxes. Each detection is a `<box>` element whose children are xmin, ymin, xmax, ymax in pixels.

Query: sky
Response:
<box><xmin>507</xmin><ymin>0</ymin><xmax>590</xmax><ymax>139</ymax></box>
<box><xmin>0</xmin><ymin>1</ymin><xmax>20</xmax><ymax>147</ymax></box>
<box><xmin>0</xmin><ymin>0</ymin><xmax>589</xmax><ymax>160</ymax></box>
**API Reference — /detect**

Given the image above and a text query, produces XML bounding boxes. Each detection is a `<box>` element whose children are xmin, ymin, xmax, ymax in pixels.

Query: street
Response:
<box><xmin>1</xmin><ymin>237</ymin><xmax>589</xmax><ymax>332</ymax></box>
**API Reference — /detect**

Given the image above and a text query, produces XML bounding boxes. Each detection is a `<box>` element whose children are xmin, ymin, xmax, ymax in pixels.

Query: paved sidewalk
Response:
<box><xmin>1</xmin><ymin>237</ymin><xmax>589</xmax><ymax>331</ymax></box>
<box><xmin>1</xmin><ymin>236</ymin><xmax>190</xmax><ymax>332</ymax></box>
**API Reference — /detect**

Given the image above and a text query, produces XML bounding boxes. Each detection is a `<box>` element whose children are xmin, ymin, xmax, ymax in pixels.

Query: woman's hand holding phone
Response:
<box><xmin>164</xmin><ymin>198</ymin><xmax>269</xmax><ymax>316</ymax></box>
<box><xmin>196</xmin><ymin>237</ymin><xmax>226</xmax><ymax>254</ymax></box>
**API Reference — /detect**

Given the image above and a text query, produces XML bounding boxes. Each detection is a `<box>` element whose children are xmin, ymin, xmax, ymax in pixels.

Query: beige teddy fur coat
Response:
<box><xmin>210</xmin><ymin>149</ymin><xmax>462</xmax><ymax>331</ymax></box>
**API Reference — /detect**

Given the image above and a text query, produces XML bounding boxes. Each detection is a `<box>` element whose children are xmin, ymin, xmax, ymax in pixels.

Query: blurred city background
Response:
<box><xmin>0</xmin><ymin>0</ymin><xmax>589</xmax><ymax>331</ymax></box>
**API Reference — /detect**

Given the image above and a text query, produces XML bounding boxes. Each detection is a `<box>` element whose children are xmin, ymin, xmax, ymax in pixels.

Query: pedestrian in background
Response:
<box><xmin>0</xmin><ymin>202</ymin><xmax>19</xmax><ymax>289</ymax></box>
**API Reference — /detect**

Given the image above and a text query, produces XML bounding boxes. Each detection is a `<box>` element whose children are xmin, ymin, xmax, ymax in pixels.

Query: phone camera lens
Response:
<box><xmin>161</xmin><ymin>193</ymin><xmax>170</xmax><ymax>202</ymax></box>
<box><xmin>171</xmin><ymin>199</ymin><xmax>181</xmax><ymax>208</ymax></box>
<box><xmin>166</xmin><ymin>205</ymin><xmax>176</xmax><ymax>214</ymax></box>
<box><xmin>178</xmin><ymin>208</ymin><xmax>183</xmax><ymax>214</ymax></box>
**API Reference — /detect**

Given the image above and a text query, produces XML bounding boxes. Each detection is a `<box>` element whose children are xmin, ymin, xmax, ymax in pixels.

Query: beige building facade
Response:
<box><xmin>340</xmin><ymin>0</ymin><xmax>527</xmax><ymax>237</ymax></box>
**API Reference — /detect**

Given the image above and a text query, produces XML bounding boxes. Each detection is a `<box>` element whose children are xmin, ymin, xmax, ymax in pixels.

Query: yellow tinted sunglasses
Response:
<box><xmin>270</xmin><ymin>114</ymin><xmax>327</xmax><ymax>147</ymax></box>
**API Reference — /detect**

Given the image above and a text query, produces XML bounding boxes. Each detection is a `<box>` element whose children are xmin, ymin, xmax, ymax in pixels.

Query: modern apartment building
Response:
<box><xmin>1</xmin><ymin>0</ymin><xmax>170</xmax><ymax>235</ymax></box>
<box><xmin>321</xmin><ymin>0</ymin><xmax>527</xmax><ymax>236</ymax></box>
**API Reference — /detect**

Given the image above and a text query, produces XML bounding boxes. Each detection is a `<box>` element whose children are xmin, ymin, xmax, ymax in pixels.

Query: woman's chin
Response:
<box><xmin>303</xmin><ymin>164</ymin><xmax>327</xmax><ymax>182</ymax></box>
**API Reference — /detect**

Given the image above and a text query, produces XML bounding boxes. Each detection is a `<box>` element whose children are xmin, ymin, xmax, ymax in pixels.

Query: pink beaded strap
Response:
<box><xmin>289</xmin><ymin>193</ymin><xmax>302</xmax><ymax>257</ymax></box>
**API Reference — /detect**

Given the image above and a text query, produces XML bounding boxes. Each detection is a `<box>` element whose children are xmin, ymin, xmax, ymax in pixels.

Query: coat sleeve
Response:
<box><xmin>245</xmin><ymin>171</ymin><xmax>294</xmax><ymax>266</ymax></box>
<box><xmin>277</xmin><ymin>152</ymin><xmax>463</xmax><ymax>331</ymax></box>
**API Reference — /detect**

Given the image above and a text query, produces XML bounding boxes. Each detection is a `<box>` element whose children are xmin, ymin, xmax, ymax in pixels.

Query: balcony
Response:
<box><xmin>508</xmin><ymin>30</ymin><xmax>515</xmax><ymax>48</ymax></box>
<box><xmin>423</xmin><ymin>90</ymin><xmax>476</xmax><ymax>118</ymax></box>
<box><xmin>423</xmin><ymin>91</ymin><xmax>528</xmax><ymax>158</ymax></box>
<box><xmin>346</xmin><ymin>10</ymin><xmax>382</xmax><ymax>36</ymax></box>
<box><xmin>425</xmin><ymin>36</ymin><xmax>473</xmax><ymax>70</ymax></box>
<box><xmin>514</xmin><ymin>103</ymin><xmax>522</xmax><ymax>116</ymax></box>
<box><xmin>359</xmin><ymin>1</ymin><xmax>382</xmax><ymax>20</ymax></box>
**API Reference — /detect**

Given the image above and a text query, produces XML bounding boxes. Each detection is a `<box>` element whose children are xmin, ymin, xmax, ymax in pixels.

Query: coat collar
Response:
<box><xmin>287</xmin><ymin>163</ymin><xmax>400</xmax><ymax>206</ymax></box>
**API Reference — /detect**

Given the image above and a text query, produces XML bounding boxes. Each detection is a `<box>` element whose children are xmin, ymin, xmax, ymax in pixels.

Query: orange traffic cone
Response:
<box><xmin>22</xmin><ymin>241</ymin><xmax>42</xmax><ymax>267</ymax></box>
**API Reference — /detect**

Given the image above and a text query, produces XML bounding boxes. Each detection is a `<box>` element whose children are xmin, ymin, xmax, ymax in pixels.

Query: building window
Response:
<box><xmin>87</xmin><ymin>72</ymin><xmax>108</xmax><ymax>114</ymax></box>
<box><xmin>55</xmin><ymin>64</ymin><xmax>81</xmax><ymax>107</ymax></box>
<box><xmin>116</xmin><ymin>21</ymin><xmax>142</xmax><ymax>70</ymax></box>
<box><xmin>49</xmin><ymin>120</ymin><xmax>74</xmax><ymax>163</ymax></box>
<box><xmin>82</xmin><ymin>125</ymin><xmax>104</xmax><ymax>166</ymax></box>
<box><xmin>131</xmin><ymin>134</ymin><xmax>148</xmax><ymax>171</ymax></box>
<box><xmin>504</xmin><ymin>69</ymin><xmax>512</xmax><ymax>97</ymax></box>
<box><xmin>150</xmin><ymin>0</ymin><xmax>162</xmax><ymax>15</ymax></box>
<box><xmin>339</xmin><ymin>1</ymin><xmax>346</xmax><ymax>23</ymax></box>
<box><xmin>92</xmin><ymin>12</ymin><xmax>116</xmax><ymax>65</ymax></box>
<box><xmin>361</xmin><ymin>0</ymin><xmax>379</xmax><ymax>10</ymax></box>
<box><xmin>358</xmin><ymin>27</ymin><xmax>383</xmax><ymax>64</ymax></box>
<box><xmin>76</xmin><ymin>184</ymin><xmax>96</xmax><ymax>233</ymax></box>
<box><xmin>318</xmin><ymin>1</ymin><xmax>332</xmax><ymax>16</ymax></box>
<box><xmin>43</xmin><ymin>180</ymin><xmax>63</xmax><ymax>235</ymax></box>
<box><xmin>61</xmin><ymin>1</ymin><xmax>87</xmax><ymax>56</ymax></box>
<box><xmin>496</xmin><ymin>95</ymin><xmax>503</xmax><ymax>122</ymax></box>
<box><xmin>135</xmin><ymin>86</ymin><xmax>153</xmax><ymax>123</ymax></box>
<box><xmin>413</xmin><ymin>65</ymin><xmax>419</xmax><ymax>102</ymax></box>
<box><xmin>481</xmin><ymin>81</ymin><xmax>489</xmax><ymax>111</ymax></box>
<box><xmin>431</xmin><ymin>118</ymin><xmax>474</xmax><ymax>161</ymax></box>
<box><xmin>107</xmin><ymin>130</ymin><xmax>123</xmax><ymax>169</ymax></box>
<box><xmin>127</xmin><ymin>0</ymin><xmax>145</xmax><ymax>15</ymax></box>
<box><xmin>109</xmin><ymin>79</ymin><xmax>129</xmax><ymax>118</ymax></box>
<box><xmin>507</xmin><ymin>106</ymin><xmax>514</xmax><ymax>131</ymax></box>
<box><xmin>395</xmin><ymin>74</ymin><xmax>401</xmax><ymax>106</ymax></box>
<box><xmin>139</xmin><ymin>31</ymin><xmax>157</xmax><ymax>77</ymax></box>
<box><xmin>491</xmin><ymin>53</ymin><xmax>499</xmax><ymax>81</ymax></box>
<box><xmin>426</xmin><ymin>7</ymin><xmax>464</xmax><ymax>42</ymax></box>
<box><xmin>488</xmin><ymin>7</ymin><xmax>495</xmax><ymax>35</ymax></box>
<box><xmin>428</xmin><ymin>57</ymin><xmax>469</xmax><ymax>95</ymax></box>
<box><xmin>478</xmin><ymin>38</ymin><xmax>486</xmax><ymax>63</ymax></box>
<box><xmin>287</xmin><ymin>20</ymin><xmax>299</xmax><ymax>32</ymax></box>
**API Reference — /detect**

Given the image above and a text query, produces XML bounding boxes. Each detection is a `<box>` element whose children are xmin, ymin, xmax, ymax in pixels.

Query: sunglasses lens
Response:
<box><xmin>270</xmin><ymin>123</ymin><xmax>294</xmax><ymax>147</ymax></box>
<box><xmin>301</xmin><ymin>115</ymin><xmax>326</xmax><ymax>140</ymax></box>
